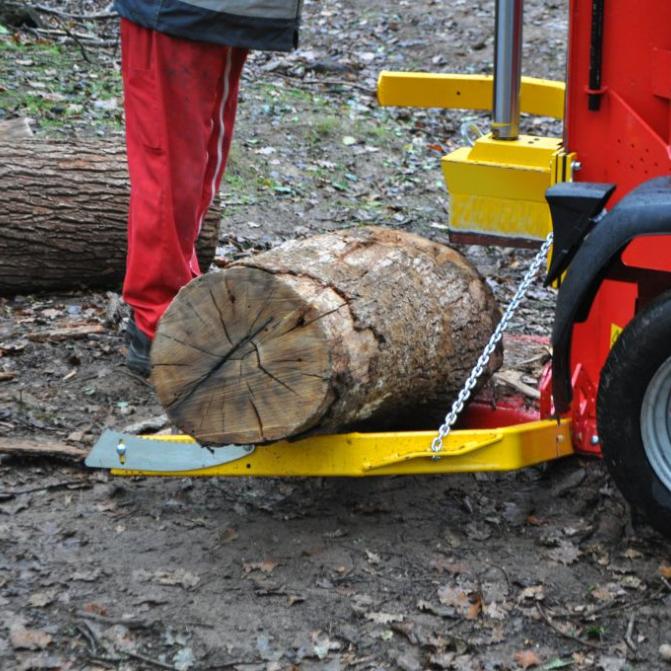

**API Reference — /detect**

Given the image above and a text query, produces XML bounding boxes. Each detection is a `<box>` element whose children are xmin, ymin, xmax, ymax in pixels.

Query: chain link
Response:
<box><xmin>431</xmin><ymin>232</ymin><xmax>554</xmax><ymax>455</ymax></box>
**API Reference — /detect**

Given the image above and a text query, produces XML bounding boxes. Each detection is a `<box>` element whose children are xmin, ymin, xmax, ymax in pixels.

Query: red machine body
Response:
<box><xmin>553</xmin><ymin>1</ymin><xmax>671</xmax><ymax>455</ymax></box>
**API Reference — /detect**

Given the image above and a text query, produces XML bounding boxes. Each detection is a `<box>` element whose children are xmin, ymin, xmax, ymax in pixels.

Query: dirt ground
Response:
<box><xmin>1</xmin><ymin>1</ymin><xmax>671</xmax><ymax>670</ymax></box>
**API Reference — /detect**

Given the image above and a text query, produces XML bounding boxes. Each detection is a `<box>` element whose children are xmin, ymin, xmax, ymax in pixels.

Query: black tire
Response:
<box><xmin>597</xmin><ymin>289</ymin><xmax>671</xmax><ymax>539</ymax></box>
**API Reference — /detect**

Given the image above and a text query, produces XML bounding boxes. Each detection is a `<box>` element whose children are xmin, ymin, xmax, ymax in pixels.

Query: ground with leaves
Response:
<box><xmin>1</xmin><ymin>0</ymin><xmax>671</xmax><ymax>670</ymax></box>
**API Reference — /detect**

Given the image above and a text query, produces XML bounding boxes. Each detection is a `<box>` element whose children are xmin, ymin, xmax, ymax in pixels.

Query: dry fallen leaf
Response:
<box><xmin>527</xmin><ymin>515</ymin><xmax>547</xmax><ymax>526</ymax></box>
<box><xmin>134</xmin><ymin>568</ymin><xmax>201</xmax><ymax>589</ymax></box>
<box><xmin>365</xmin><ymin>611</ymin><xmax>404</xmax><ymax>624</ymax></box>
<box><xmin>513</xmin><ymin>649</ymin><xmax>542</xmax><ymax>669</ymax></box>
<box><xmin>547</xmin><ymin>540</ymin><xmax>580</xmax><ymax>565</ymax></box>
<box><xmin>243</xmin><ymin>560</ymin><xmax>279</xmax><ymax>575</ymax></box>
<box><xmin>416</xmin><ymin>599</ymin><xmax>458</xmax><ymax>619</ymax></box>
<box><xmin>482</xmin><ymin>600</ymin><xmax>507</xmax><ymax>620</ymax></box>
<box><xmin>155</xmin><ymin>569</ymin><xmax>200</xmax><ymax>589</ymax></box>
<box><xmin>10</xmin><ymin>625</ymin><xmax>53</xmax><ymax>651</ymax></box>
<box><xmin>518</xmin><ymin>585</ymin><xmax>545</xmax><ymax>602</ymax></box>
<box><xmin>365</xmin><ymin>550</ymin><xmax>381</xmax><ymax>565</ymax></box>
<box><xmin>72</xmin><ymin>568</ymin><xmax>102</xmax><ymax>582</ymax></box>
<box><xmin>311</xmin><ymin>630</ymin><xmax>341</xmax><ymax>659</ymax></box>
<box><xmin>220</xmin><ymin>527</ymin><xmax>238</xmax><ymax>544</ymax></box>
<box><xmin>597</xmin><ymin>655</ymin><xmax>627</xmax><ymax>671</ymax></box>
<box><xmin>658</xmin><ymin>564</ymin><xmax>671</xmax><ymax>579</ymax></box>
<box><xmin>28</xmin><ymin>590</ymin><xmax>57</xmax><ymax>608</ymax></box>
<box><xmin>83</xmin><ymin>602</ymin><xmax>108</xmax><ymax>616</ymax></box>
<box><xmin>429</xmin><ymin>557</ymin><xmax>469</xmax><ymax>575</ymax></box>
<box><xmin>437</xmin><ymin>584</ymin><xmax>482</xmax><ymax>620</ymax></box>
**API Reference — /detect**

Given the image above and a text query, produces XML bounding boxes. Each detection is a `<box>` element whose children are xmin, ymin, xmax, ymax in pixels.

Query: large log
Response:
<box><xmin>152</xmin><ymin>227</ymin><xmax>502</xmax><ymax>445</ymax></box>
<box><xmin>0</xmin><ymin>139</ymin><xmax>221</xmax><ymax>294</ymax></box>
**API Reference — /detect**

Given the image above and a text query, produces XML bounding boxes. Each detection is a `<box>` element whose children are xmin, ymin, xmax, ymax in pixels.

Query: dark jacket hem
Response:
<box><xmin>115</xmin><ymin>0</ymin><xmax>299</xmax><ymax>51</ymax></box>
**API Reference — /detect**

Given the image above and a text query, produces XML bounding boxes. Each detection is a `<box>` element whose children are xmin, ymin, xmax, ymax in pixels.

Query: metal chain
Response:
<box><xmin>431</xmin><ymin>232</ymin><xmax>554</xmax><ymax>454</ymax></box>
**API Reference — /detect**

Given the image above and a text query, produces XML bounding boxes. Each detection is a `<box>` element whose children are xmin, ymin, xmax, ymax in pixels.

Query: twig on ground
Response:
<box><xmin>262</xmin><ymin>70</ymin><xmax>373</xmax><ymax>93</ymax></box>
<box><xmin>578</xmin><ymin>585</ymin><xmax>667</xmax><ymax>620</ymax></box>
<box><xmin>76</xmin><ymin>611</ymin><xmax>155</xmax><ymax>630</ymax></box>
<box><xmin>2</xmin><ymin>479</ymin><xmax>89</xmax><ymax>498</ymax></box>
<box><xmin>7</xmin><ymin>2</ymin><xmax>117</xmax><ymax>20</ymax></box>
<box><xmin>56</xmin><ymin>17</ymin><xmax>93</xmax><ymax>63</ymax></box>
<box><xmin>86</xmin><ymin>657</ymin><xmax>118</xmax><ymax>669</ymax></box>
<box><xmin>117</xmin><ymin>364</ymin><xmax>154</xmax><ymax>388</ymax></box>
<box><xmin>205</xmin><ymin>661</ymin><xmax>262</xmax><ymax>670</ymax></box>
<box><xmin>624</xmin><ymin>613</ymin><xmax>637</xmax><ymax>654</ymax></box>
<box><xmin>28</xmin><ymin>27</ymin><xmax>117</xmax><ymax>47</ymax></box>
<box><xmin>536</xmin><ymin>603</ymin><xmax>603</xmax><ymax>650</ymax></box>
<box><xmin>75</xmin><ymin>620</ymin><xmax>100</xmax><ymax>656</ymax></box>
<box><xmin>124</xmin><ymin>650</ymin><xmax>177</xmax><ymax>670</ymax></box>
<box><xmin>26</xmin><ymin>323</ymin><xmax>106</xmax><ymax>342</ymax></box>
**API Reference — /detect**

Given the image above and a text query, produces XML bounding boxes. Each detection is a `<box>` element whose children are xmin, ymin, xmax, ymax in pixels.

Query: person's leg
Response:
<box><xmin>191</xmin><ymin>46</ymin><xmax>248</xmax><ymax>275</ymax></box>
<box><xmin>120</xmin><ymin>19</ymin><xmax>246</xmax><ymax>340</ymax></box>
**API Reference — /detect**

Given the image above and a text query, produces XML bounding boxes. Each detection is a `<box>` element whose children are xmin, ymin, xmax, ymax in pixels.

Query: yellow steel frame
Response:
<box><xmin>377</xmin><ymin>72</ymin><xmax>565</xmax><ymax>119</ymax></box>
<box><xmin>111</xmin><ymin>419</ymin><xmax>572</xmax><ymax>478</ymax></box>
<box><xmin>377</xmin><ymin>71</ymin><xmax>572</xmax><ymax>243</ymax></box>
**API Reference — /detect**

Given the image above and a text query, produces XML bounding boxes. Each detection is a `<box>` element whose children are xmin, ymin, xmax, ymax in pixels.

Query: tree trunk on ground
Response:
<box><xmin>0</xmin><ymin>140</ymin><xmax>221</xmax><ymax>295</ymax></box>
<box><xmin>152</xmin><ymin>226</ymin><xmax>502</xmax><ymax>445</ymax></box>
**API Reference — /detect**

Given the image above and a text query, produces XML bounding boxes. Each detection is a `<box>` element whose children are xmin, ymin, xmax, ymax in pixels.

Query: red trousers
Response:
<box><xmin>120</xmin><ymin>18</ymin><xmax>247</xmax><ymax>338</ymax></box>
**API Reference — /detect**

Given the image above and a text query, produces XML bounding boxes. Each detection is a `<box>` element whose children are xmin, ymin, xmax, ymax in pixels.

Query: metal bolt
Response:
<box><xmin>572</xmin><ymin>161</ymin><xmax>583</xmax><ymax>172</ymax></box>
<box><xmin>590</xmin><ymin>434</ymin><xmax>600</xmax><ymax>445</ymax></box>
<box><xmin>556</xmin><ymin>434</ymin><xmax>564</xmax><ymax>444</ymax></box>
<box><xmin>116</xmin><ymin>439</ymin><xmax>127</xmax><ymax>465</ymax></box>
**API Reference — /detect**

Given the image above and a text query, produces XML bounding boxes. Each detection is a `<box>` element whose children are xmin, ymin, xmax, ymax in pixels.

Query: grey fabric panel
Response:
<box><xmin>179</xmin><ymin>0</ymin><xmax>299</xmax><ymax>19</ymax></box>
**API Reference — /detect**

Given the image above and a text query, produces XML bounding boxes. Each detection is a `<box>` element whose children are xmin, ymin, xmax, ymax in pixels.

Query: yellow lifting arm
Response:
<box><xmin>377</xmin><ymin>72</ymin><xmax>565</xmax><ymax>120</ymax></box>
<box><xmin>102</xmin><ymin>419</ymin><xmax>572</xmax><ymax>478</ymax></box>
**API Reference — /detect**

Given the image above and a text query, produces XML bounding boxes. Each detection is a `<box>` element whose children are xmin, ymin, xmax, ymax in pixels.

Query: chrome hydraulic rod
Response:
<box><xmin>492</xmin><ymin>0</ymin><xmax>523</xmax><ymax>140</ymax></box>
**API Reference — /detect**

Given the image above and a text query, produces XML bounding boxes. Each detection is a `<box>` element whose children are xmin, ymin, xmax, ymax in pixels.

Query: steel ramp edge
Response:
<box><xmin>86</xmin><ymin>419</ymin><xmax>572</xmax><ymax>478</ymax></box>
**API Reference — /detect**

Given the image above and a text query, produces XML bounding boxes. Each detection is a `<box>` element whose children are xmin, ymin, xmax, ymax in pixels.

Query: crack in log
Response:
<box><xmin>237</xmin><ymin>263</ymin><xmax>386</xmax><ymax>347</ymax></box>
<box><xmin>207</xmin><ymin>285</ymin><xmax>233</xmax><ymax>346</ymax></box>
<box><xmin>158</xmin><ymin>333</ymin><xmax>221</xmax><ymax>359</ymax></box>
<box><xmin>248</xmin><ymin>282</ymin><xmax>278</xmax><ymax>335</ymax></box>
<box><xmin>182</xmin><ymin>293</ymin><xmax>212</xmax><ymax>331</ymax></box>
<box><xmin>285</xmin><ymin>302</ymin><xmax>348</xmax><ymax>334</ymax></box>
<box><xmin>251</xmin><ymin>341</ymin><xmax>301</xmax><ymax>398</ymax></box>
<box><xmin>246</xmin><ymin>382</ymin><xmax>265</xmax><ymax>440</ymax></box>
<box><xmin>166</xmin><ymin>316</ymin><xmax>274</xmax><ymax>414</ymax></box>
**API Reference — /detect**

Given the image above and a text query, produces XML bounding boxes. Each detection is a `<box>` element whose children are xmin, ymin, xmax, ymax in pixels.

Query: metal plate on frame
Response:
<box><xmin>85</xmin><ymin>430</ymin><xmax>254</xmax><ymax>472</ymax></box>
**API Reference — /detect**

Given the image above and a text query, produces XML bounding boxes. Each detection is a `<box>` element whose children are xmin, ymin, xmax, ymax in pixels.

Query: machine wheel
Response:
<box><xmin>597</xmin><ymin>290</ymin><xmax>671</xmax><ymax>538</ymax></box>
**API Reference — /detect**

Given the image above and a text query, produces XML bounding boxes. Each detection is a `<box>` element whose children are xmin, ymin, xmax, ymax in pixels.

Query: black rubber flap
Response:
<box><xmin>544</xmin><ymin>182</ymin><xmax>615</xmax><ymax>286</ymax></box>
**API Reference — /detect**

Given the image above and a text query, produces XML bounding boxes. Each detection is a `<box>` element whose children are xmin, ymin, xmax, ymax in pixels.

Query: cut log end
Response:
<box><xmin>152</xmin><ymin>266</ymin><xmax>334</xmax><ymax>444</ymax></box>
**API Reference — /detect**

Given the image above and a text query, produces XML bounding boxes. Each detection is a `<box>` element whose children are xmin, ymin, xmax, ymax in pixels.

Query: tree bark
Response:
<box><xmin>0</xmin><ymin>139</ymin><xmax>221</xmax><ymax>295</ymax></box>
<box><xmin>152</xmin><ymin>226</ymin><xmax>502</xmax><ymax>445</ymax></box>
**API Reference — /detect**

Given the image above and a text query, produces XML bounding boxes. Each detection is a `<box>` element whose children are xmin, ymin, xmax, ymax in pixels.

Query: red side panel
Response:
<box><xmin>565</xmin><ymin>0</ymin><xmax>671</xmax><ymax>199</ymax></box>
<box><xmin>560</xmin><ymin>4</ymin><xmax>671</xmax><ymax>456</ymax></box>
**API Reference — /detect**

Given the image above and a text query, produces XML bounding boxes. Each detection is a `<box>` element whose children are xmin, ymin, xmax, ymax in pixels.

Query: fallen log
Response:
<box><xmin>152</xmin><ymin>227</ymin><xmax>502</xmax><ymax>445</ymax></box>
<box><xmin>0</xmin><ymin>139</ymin><xmax>221</xmax><ymax>294</ymax></box>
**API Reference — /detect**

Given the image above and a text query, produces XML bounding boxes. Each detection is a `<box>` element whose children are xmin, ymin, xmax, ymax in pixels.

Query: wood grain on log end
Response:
<box><xmin>152</xmin><ymin>266</ymin><xmax>335</xmax><ymax>444</ymax></box>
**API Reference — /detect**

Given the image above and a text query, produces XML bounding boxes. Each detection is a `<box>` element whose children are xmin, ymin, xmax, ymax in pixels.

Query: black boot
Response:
<box><xmin>126</xmin><ymin>316</ymin><xmax>152</xmax><ymax>378</ymax></box>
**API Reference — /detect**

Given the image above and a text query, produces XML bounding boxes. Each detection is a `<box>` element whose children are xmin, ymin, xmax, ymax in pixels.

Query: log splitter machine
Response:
<box><xmin>87</xmin><ymin>0</ymin><xmax>671</xmax><ymax>539</ymax></box>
